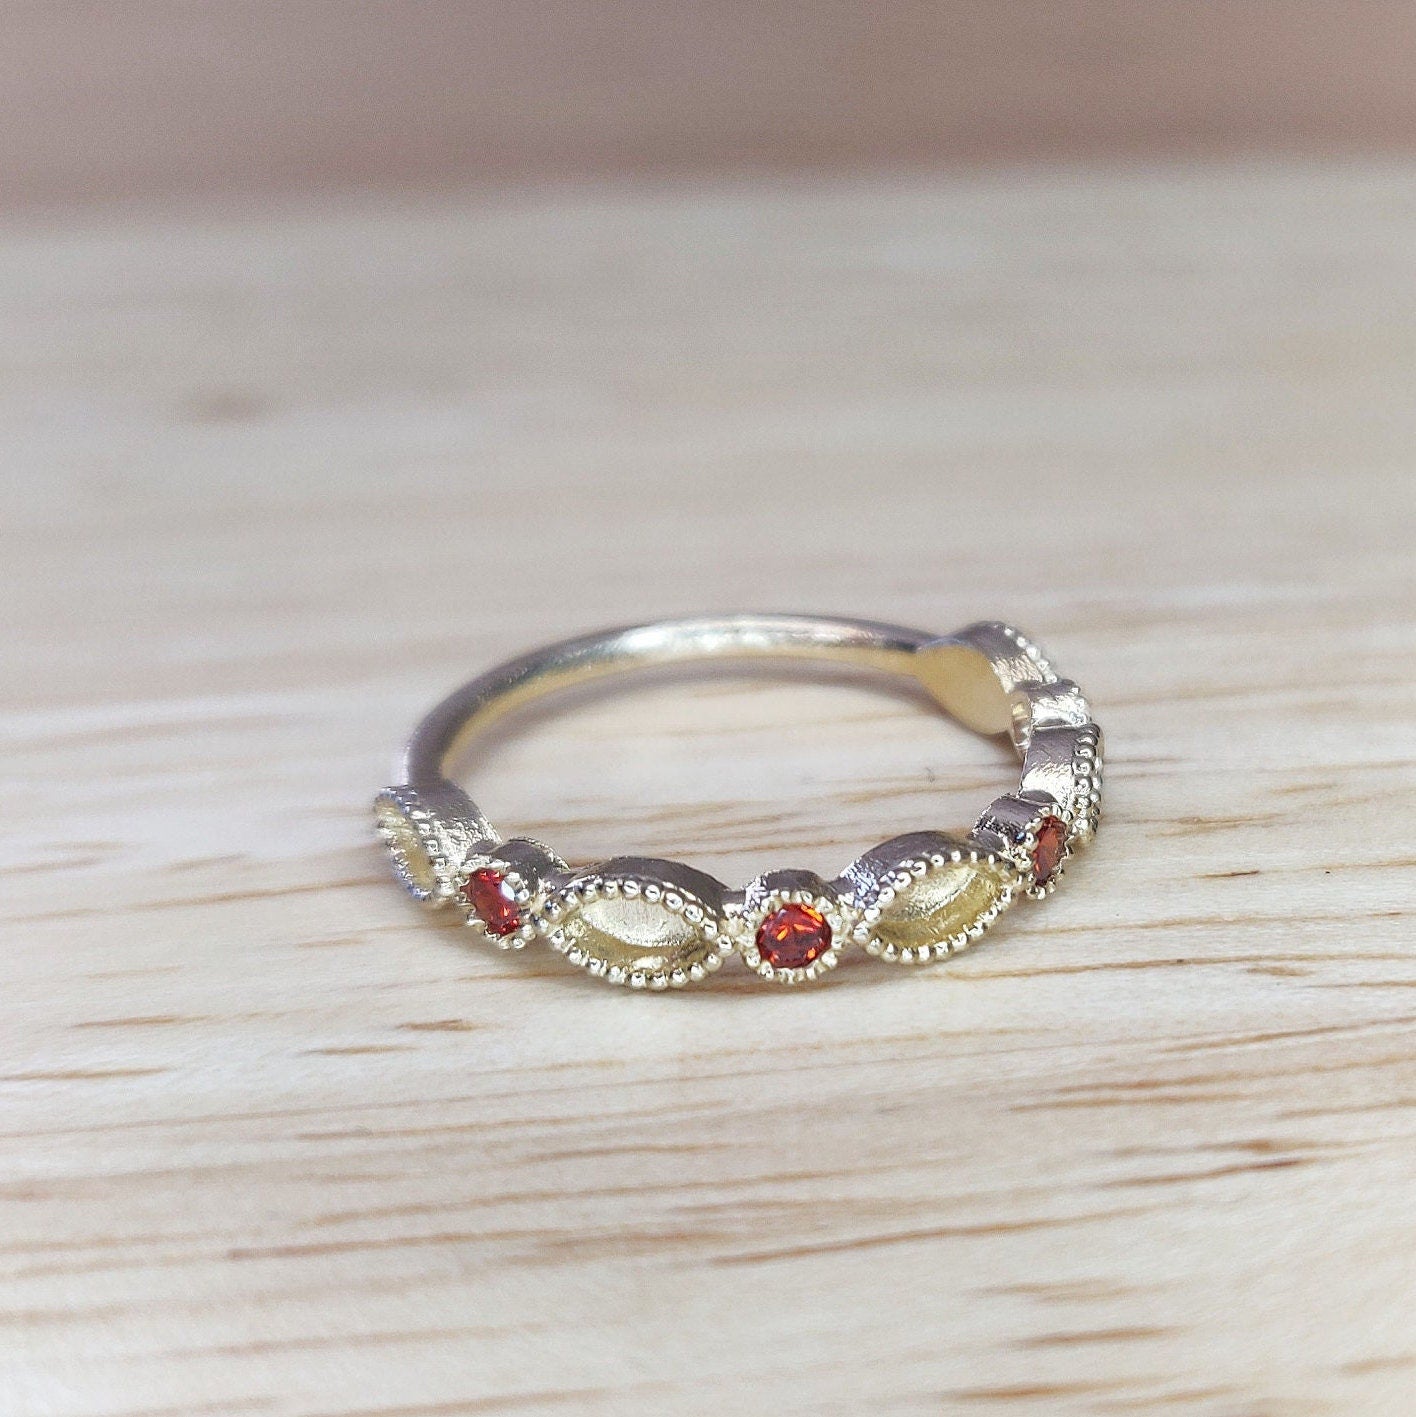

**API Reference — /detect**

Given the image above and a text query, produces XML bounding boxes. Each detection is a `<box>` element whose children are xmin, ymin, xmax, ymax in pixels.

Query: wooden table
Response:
<box><xmin>3</xmin><ymin>161</ymin><xmax>1414</xmax><ymax>1416</ymax></box>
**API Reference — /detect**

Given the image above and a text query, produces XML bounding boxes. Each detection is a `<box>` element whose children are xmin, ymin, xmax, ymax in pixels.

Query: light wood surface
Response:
<box><xmin>2</xmin><ymin>161</ymin><xmax>1415</xmax><ymax>1416</ymax></box>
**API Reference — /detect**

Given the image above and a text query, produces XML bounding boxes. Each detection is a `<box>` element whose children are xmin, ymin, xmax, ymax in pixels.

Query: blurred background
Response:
<box><xmin>6</xmin><ymin>1</ymin><xmax>1416</xmax><ymax>208</ymax></box>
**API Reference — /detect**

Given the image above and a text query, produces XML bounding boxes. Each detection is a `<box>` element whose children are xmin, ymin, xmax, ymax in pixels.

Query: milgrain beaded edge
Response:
<box><xmin>375</xmin><ymin>618</ymin><xmax>1104</xmax><ymax>990</ymax></box>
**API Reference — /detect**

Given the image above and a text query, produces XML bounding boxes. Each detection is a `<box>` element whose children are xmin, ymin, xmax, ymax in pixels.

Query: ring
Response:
<box><xmin>375</xmin><ymin>615</ymin><xmax>1104</xmax><ymax>990</ymax></box>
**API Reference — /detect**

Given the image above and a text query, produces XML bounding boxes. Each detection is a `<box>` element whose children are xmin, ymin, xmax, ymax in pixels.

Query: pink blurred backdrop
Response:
<box><xmin>6</xmin><ymin>1</ymin><xmax>1416</xmax><ymax>210</ymax></box>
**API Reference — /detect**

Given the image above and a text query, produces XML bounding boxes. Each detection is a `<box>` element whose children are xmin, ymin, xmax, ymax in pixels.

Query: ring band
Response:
<box><xmin>375</xmin><ymin>615</ymin><xmax>1104</xmax><ymax>989</ymax></box>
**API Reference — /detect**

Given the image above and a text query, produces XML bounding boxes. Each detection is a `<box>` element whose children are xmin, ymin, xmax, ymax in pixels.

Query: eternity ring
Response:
<box><xmin>375</xmin><ymin>615</ymin><xmax>1103</xmax><ymax>990</ymax></box>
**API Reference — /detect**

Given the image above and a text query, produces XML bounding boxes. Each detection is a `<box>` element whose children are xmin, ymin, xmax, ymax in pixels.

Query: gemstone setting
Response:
<box><xmin>755</xmin><ymin>903</ymin><xmax>832</xmax><ymax>969</ymax></box>
<box><xmin>461</xmin><ymin>867</ymin><xmax>523</xmax><ymax>937</ymax></box>
<box><xmin>738</xmin><ymin>871</ymin><xmax>848</xmax><ymax>983</ymax></box>
<box><xmin>1030</xmin><ymin>815</ymin><xmax>1068</xmax><ymax>887</ymax></box>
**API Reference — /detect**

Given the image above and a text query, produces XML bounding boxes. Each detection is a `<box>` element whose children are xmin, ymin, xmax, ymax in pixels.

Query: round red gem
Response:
<box><xmin>1031</xmin><ymin>816</ymin><xmax>1068</xmax><ymax>885</ymax></box>
<box><xmin>755</xmin><ymin>902</ymin><xmax>832</xmax><ymax>969</ymax></box>
<box><xmin>461</xmin><ymin>867</ymin><xmax>522</xmax><ymax>937</ymax></box>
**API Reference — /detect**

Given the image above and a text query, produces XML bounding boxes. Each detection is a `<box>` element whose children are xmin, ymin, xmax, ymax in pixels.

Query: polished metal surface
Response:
<box><xmin>403</xmin><ymin>614</ymin><xmax>934</xmax><ymax>789</ymax></box>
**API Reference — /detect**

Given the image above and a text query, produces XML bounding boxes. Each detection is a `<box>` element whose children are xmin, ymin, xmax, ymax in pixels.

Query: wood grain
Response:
<box><xmin>1</xmin><ymin>161</ymin><xmax>1415</xmax><ymax>1416</ymax></box>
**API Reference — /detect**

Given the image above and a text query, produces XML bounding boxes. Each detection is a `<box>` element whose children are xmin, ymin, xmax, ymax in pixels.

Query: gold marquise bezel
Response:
<box><xmin>842</xmin><ymin>833</ymin><xmax>1018</xmax><ymax>963</ymax></box>
<box><xmin>532</xmin><ymin>859</ymin><xmax>731</xmax><ymax>990</ymax></box>
<box><xmin>374</xmin><ymin>787</ymin><xmax>462</xmax><ymax>906</ymax></box>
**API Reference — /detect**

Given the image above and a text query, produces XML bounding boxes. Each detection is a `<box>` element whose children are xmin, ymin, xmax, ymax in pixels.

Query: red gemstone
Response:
<box><xmin>1031</xmin><ymin>816</ymin><xmax>1068</xmax><ymax>885</ymax></box>
<box><xmin>461</xmin><ymin>868</ymin><xmax>522</xmax><ymax>937</ymax></box>
<box><xmin>755</xmin><ymin>902</ymin><xmax>832</xmax><ymax>969</ymax></box>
